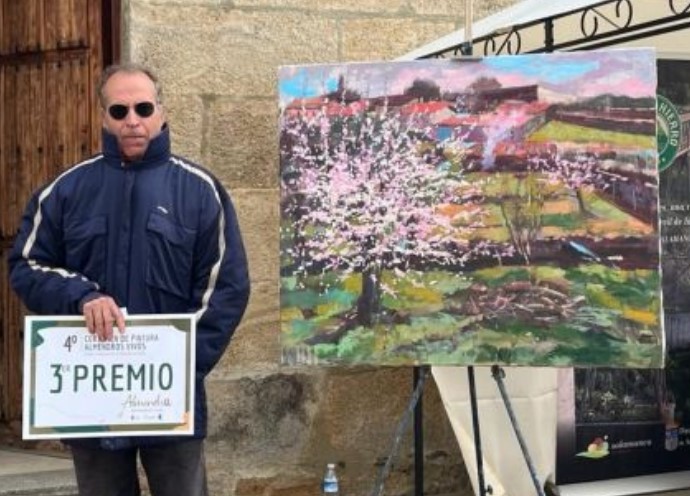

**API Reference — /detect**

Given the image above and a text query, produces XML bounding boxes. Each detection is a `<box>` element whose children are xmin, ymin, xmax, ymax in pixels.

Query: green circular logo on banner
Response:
<box><xmin>658</xmin><ymin>94</ymin><xmax>681</xmax><ymax>172</ymax></box>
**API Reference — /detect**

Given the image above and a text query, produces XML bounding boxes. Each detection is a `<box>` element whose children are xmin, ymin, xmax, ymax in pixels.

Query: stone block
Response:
<box><xmin>232</xmin><ymin>0</ymin><xmax>407</xmax><ymax>14</ymax></box>
<box><xmin>216</xmin><ymin>280</ymin><xmax>280</xmax><ymax>373</ymax></box>
<box><xmin>128</xmin><ymin>5</ymin><xmax>339</xmax><ymax>98</ymax></box>
<box><xmin>475</xmin><ymin>0</ymin><xmax>520</xmax><ymax>19</ymax></box>
<box><xmin>205</xmin><ymin>372</ymin><xmax>322</xmax><ymax>467</ymax></box>
<box><xmin>342</xmin><ymin>18</ymin><xmax>456</xmax><ymax>61</ymax></box>
<box><xmin>163</xmin><ymin>93</ymin><xmax>204</xmax><ymax>164</ymax></box>
<box><xmin>405</xmin><ymin>0</ymin><xmax>518</xmax><ymax>19</ymax></box>
<box><xmin>205</xmin><ymin>98</ymin><xmax>279</xmax><ymax>190</ymax></box>
<box><xmin>409</xmin><ymin>0</ymin><xmax>466</xmax><ymax>17</ymax></box>
<box><xmin>234</xmin><ymin>475</ymin><xmax>320</xmax><ymax>496</ymax></box>
<box><xmin>230</xmin><ymin>188</ymin><xmax>279</xmax><ymax>284</ymax></box>
<box><xmin>204</xmin><ymin>455</ymin><xmax>236</xmax><ymax>496</ymax></box>
<box><xmin>311</xmin><ymin>367</ymin><xmax>411</xmax><ymax>456</ymax></box>
<box><xmin>130</xmin><ymin>0</ymin><xmax>226</xmax><ymax>4</ymax></box>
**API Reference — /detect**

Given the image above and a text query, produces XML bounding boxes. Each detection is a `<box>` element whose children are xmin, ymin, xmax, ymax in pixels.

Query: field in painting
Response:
<box><xmin>282</xmin><ymin>180</ymin><xmax>659</xmax><ymax>367</ymax></box>
<box><xmin>279</xmin><ymin>52</ymin><xmax>662</xmax><ymax>367</ymax></box>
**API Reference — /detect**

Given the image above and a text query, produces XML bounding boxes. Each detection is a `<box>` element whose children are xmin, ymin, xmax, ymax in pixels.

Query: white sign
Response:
<box><xmin>23</xmin><ymin>314</ymin><xmax>196</xmax><ymax>439</ymax></box>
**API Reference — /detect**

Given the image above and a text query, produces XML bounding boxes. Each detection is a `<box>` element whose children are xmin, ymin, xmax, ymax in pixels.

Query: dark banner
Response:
<box><xmin>556</xmin><ymin>58</ymin><xmax>690</xmax><ymax>485</ymax></box>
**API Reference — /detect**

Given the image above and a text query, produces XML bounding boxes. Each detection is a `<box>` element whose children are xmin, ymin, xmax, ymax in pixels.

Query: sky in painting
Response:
<box><xmin>278</xmin><ymin>48</ymin><xmax>656</xmax><ymax>107</ymax></box>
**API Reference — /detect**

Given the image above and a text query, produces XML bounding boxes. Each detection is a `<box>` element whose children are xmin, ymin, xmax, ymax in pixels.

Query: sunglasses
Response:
<box><xmin>107</xmin><ymin>101</ymin><xmax>156</xmax><ymax>120</ymax></box>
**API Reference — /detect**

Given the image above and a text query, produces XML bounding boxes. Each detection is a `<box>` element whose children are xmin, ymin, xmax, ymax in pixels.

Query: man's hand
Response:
<box><xmin>82</xmin><ymin>295</ymin><xmax>125</xmax><ymax>341</ymax></box>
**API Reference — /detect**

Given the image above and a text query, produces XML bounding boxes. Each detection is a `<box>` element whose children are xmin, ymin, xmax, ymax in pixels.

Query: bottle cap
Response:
<box><xmin>327</xmin><ymin>463</ymin><xmax>336</xmax><ymax>468</ymax></box>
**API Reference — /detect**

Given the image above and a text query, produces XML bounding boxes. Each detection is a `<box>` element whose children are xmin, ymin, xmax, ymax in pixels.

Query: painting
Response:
<box><xmin>279</xmin><ymin>48</ymin><xmax>662</xmax><ymax>367</ymax></box>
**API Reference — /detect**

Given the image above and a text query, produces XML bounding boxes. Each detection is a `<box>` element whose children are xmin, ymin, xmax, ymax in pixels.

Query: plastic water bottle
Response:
<box><xmin>322</xmin><ymin>463</ymin><xmax>339</xmax><ymax>495</ymax></box>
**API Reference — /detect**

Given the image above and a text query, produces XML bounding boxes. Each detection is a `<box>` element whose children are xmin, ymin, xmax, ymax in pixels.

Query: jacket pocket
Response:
<box><xmin>145</xmin><ymin>211</ymin><xmax>196</xmax><ymax>300</ymax></box>
<box><xmin>64</xmin><ymin>215</ymin><xmax>107</xmax><ymax>281</ymax></box>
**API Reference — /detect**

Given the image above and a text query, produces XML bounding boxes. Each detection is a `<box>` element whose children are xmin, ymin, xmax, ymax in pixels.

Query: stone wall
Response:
<box><xmin>122</xmin><ymin>1</ymin><xmax>516</xmax><ymax>494</ymax></box>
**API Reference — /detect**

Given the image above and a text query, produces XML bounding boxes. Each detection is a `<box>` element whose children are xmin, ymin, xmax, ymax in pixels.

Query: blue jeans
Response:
<box><xmin>71</xmin><ymin>439</ymin><xmax>208</xmax><ymax>496</ymax></box>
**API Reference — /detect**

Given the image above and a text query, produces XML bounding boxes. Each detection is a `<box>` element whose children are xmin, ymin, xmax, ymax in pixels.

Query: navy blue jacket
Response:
<box><xmin>8</xmin><ymin>125</ymin><xmax>250</xmax><ymax>448</ymax></box>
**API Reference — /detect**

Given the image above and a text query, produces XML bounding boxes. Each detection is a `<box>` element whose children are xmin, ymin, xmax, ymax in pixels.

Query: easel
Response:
<box><xmin>370</xmin><ymin>364</ymin><xmax>547</xmax><ymax>496</ymax></box>
<box><xmin>370</xmin><ymin>366</ymin><xmax>429</xmax><ymax>496</ymax></box>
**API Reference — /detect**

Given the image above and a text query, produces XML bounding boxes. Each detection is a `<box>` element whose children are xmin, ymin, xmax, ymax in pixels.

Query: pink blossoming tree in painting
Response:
<box><xmin>281</xmin><ymin>109</ymin><xmax>494</xmax><ymax>326</ymax></box>
<box><xmin>531</xmin><ymin>152</ymin><xmax>607</xmax><ymax>217</ymax></box>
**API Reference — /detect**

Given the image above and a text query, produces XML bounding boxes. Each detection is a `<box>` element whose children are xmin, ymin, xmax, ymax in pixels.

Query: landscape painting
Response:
<box><xmin>279</xmin><ymin>48</ymin><xmax>663</xmax><ymax>367</ymax></box>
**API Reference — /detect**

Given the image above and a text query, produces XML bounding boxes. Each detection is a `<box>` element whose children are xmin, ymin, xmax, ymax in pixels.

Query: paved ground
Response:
<box><xmin>0</xmin><ymin>448</ymin><xmax>72</xmax><ymax>476</ymax></box>
<box><xmin>0</xmin><ymin>448</ymin><xmax>77</xmax><ymax>496</ymax></box>
<box><xmin>1</xmin><ymin>447</ymin><xmax>690</xmax><ymax>496</ymax></box>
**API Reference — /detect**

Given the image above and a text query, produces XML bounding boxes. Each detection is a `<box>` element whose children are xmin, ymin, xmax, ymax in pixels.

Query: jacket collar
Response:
<box><xmin>102</xmin><ymin>124</ymin><xmax>171</xmax><ymax>168</ymax></box>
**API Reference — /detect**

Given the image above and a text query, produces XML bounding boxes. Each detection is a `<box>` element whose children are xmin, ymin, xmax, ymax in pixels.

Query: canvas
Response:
<box><xmin>279</xmin><ymin>48</ymin><xmax>662</xmax><ymax>367</ymax></box>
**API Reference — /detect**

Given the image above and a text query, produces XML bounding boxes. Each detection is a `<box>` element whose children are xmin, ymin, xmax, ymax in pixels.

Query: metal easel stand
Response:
<box><xmin>468</xmin><ymin>365</ymin><xmax>493</xmax><ymax>496</ymax></box>
<box><xmin>491</xmin><ymin>365</ymin><xmax>546</xmax><ymax>496</ymax></box>
<box><xmin>368</xmin><ymin>364</ymin><xmax>496</xmax><ymax>496</ymax></box>
<box><xmin>368</xmin><ymin>364</ymin><xmax>545</xmax><ymax>496</ymax></box>
<box><xmin>370</xmin><ymin>366</ymin><xmax>429</xmax><ymax>496</ymax></box>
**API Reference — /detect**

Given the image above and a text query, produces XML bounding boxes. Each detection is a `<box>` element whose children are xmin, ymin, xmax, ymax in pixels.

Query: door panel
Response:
<box><xmin>0</xmin><ymin>0</ymin><xmax>114</xmax><ymax>443</ymax></box>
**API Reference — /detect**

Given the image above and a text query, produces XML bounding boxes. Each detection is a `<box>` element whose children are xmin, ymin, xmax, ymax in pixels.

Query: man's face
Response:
<box><xmin>101</xmin><ymin>71</ymin><xmax>165</xmax><ymax>162</ymax></box>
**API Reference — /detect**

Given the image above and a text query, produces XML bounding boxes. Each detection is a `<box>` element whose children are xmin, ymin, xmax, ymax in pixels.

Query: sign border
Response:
<box><xmin>22</xmin><ymin>313</ymin><xmax>196</xmax><ymax>440</ymax></box>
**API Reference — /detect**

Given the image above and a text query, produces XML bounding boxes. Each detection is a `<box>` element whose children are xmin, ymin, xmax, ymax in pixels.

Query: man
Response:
<box><xmin>8</xmin><ymin>63</ymin><xmax>250</xmax><ymax>496</ymax></box>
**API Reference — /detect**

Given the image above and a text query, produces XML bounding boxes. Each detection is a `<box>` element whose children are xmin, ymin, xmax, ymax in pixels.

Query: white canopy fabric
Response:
<box><xmin>399</xmin><ymin>0</ymin><xmax>604</xmax><ymax>61</ymax></box>
<box><xmin>432</xmin><ymin>367</ymin><xmax>559</xmax><ymax>496</ymax></box>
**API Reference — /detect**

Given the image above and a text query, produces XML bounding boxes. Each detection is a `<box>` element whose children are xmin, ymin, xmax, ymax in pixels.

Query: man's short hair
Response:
<box><xmin>97</xmin><ymin>63</ymin><xmax>163</xmax><ymax>108</ymax></box>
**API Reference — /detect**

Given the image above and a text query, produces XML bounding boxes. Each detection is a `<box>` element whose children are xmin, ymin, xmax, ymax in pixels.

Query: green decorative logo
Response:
<box><xmin>658</xmin><ymin>94</ymin><xmax>681</xmax><ymax>172</ymax></box>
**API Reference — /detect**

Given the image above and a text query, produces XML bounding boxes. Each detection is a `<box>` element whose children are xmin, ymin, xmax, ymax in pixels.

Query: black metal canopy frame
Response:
<box><xmin>420</xmin><ymin>0</ymin><xmax>690</xmax><ymax>58</ymax></box>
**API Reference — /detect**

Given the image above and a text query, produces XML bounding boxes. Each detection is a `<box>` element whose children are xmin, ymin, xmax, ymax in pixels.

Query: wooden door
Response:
<box><xmin>0</xmin><ymin>0</ymin><xmax>117</xmax><ymax>444</ymax></box>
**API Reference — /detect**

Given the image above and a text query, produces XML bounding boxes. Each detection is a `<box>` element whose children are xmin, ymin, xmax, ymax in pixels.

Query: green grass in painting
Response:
<box><xmin>569</xmin><ymin>266</ymin><xmax>659</xmax><ymax>309</ymax></box>
<box><xmin>281</xmin><ymin>155</ymin><xmax>660</xmax><ymax>366</ymax></box>
<box><xmin>476</xmin><ymin>172</ymin><xmax>561</xmax><ymax>197</ymax></box>
<box><xmin>314</xmin><ymin>343</ymin><xmax>338</xmax><ymax>359</ymax></box>
<box><xmin>332</xmin><ymin>327</ymin><xmax>377</xmax><ymax>360</ymax></box>
<box><xmin>451</xmin><ymin>174</ymin><xmax>649</xmax><ymax>246</ymax></box>
<box><xmin>541</xmin><ymin>212</ymin><xmax>584</xmax><ymax>230</ymax></box>
<box><xmin>585</xmin><ymin>192</ymin><xmax>643</xmax><ymax>222</ymax></box>
<box><xmin>281</xmin><ymin>261</ymin><xmax>661</xmax><ymax>367</ymax></box>
<box><xmin>280</xmin><ymin>287</ymin><xmax>322</xmax><ymax>310</ymax></box>
<box><xmin>530</xmin><ymin>121</ymin><xmax>656</xmax><ymax>149</ymax></box>
<box><xmin>472</xmin><ymin>266</ymin><xmax>532</xmax><ymax>288</ymax></box>
<box><xmin>388</xmin><ymin>313</ymin><xmax>467</xmax><ymax>345</ymax></box>
<box><xmin>381</xmin><ymin>271</ymin><xmax>467</xmax><ymax>313</ymax></box>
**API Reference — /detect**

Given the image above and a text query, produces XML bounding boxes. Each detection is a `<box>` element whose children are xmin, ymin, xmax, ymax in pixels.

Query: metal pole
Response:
<box><xmin>468</xmin><ymin>366</ymin><xmax>489</xmax><ymax>496</ymax></box>
<box><xmin>414</xmin><ymin>366</ymin><xmax>425</xmax><ymax>496</ymax></box>
<box><xmin>371</xmin><ymin>368</ymin><xmax>428</xmax><ymax>496</ymax></box>
<box><xmin>463</xmin><ymin>5</ymin><xmax>488</xmax><ymax>494</ymax></box>
<box><xmin>544</xmin><ymin>18</ymin><xmax>555</xmax><ymax>52</ymax></box>
<box><xmin>462</xmin><ymin>0</ymin><xmax>474</xmax><ymax>55</ymax></box>
<box><xmin>491</xmin><ymin>366</ymin><xmax>546</xmax><ymax>496</ymax></box>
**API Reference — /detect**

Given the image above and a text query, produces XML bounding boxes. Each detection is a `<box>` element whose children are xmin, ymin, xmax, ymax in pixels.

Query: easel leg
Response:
<box><xmin>370</xmin><ymin>367</ymin><xmax>429</xmax><ymax>496</ymax></box>
<box><xmin>491</xmin><ymin>365</ymin><xmax>546</xmax><ymax>496</ymax></box>
<box><xmin>468</xmin><ymin>366</ymin><xmax>492</xmax><ymax>496</ymax></box>
<box><xmin>414</xmin><ymin>366</ymin><xmax>424</xmax><ymax>496</ymax></box>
